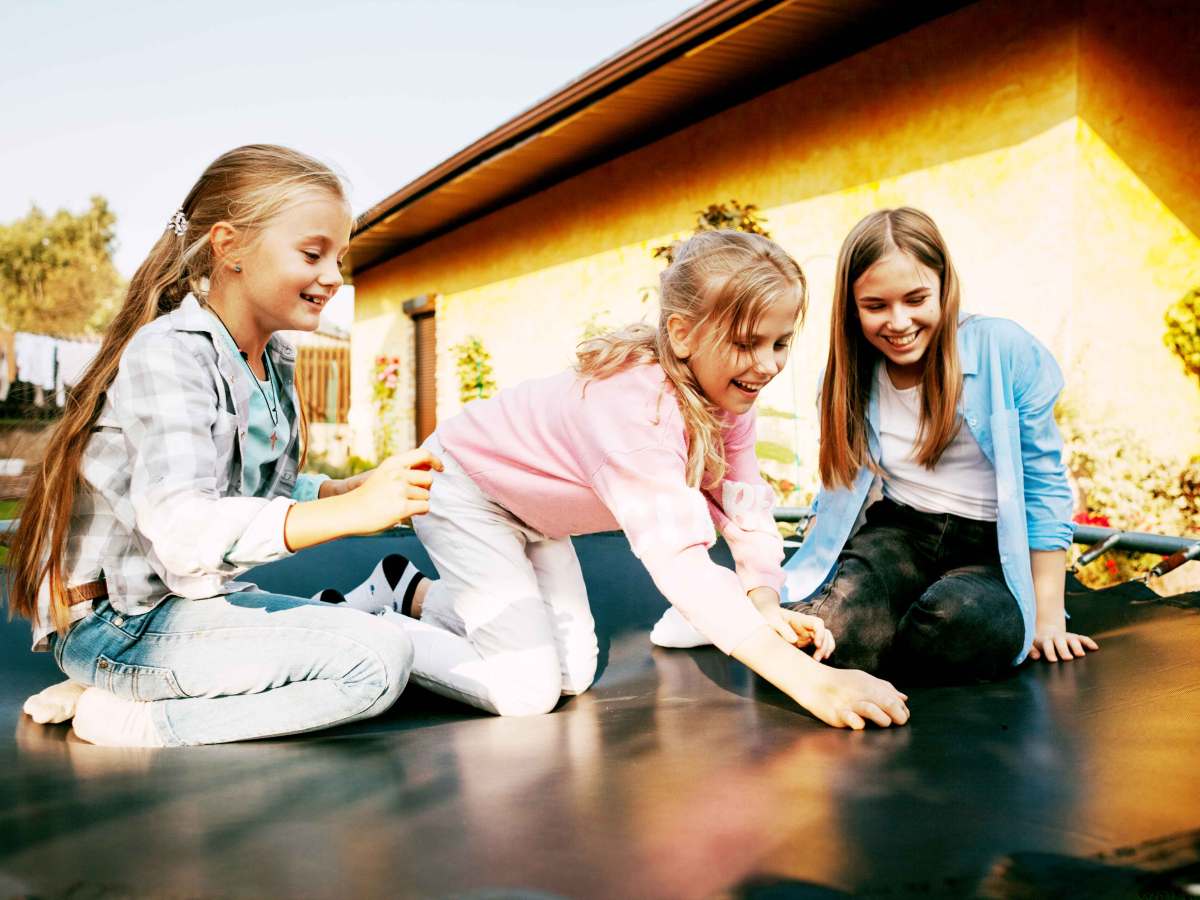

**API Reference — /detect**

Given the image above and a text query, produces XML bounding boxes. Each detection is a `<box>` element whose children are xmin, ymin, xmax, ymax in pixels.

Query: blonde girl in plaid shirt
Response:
<box><xmin>9</xmin><ymin>145</ymin><xmax>441</xmax><ymax>747</ymax></box>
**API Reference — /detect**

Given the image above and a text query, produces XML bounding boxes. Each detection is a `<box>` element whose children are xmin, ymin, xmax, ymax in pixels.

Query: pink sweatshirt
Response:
<box><xmin>437</xmin><ymin>363</ymin><xmax>784</xmax><ymax>654</ymax></box>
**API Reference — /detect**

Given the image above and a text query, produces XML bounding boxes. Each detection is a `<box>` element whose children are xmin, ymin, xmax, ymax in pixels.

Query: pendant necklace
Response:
<box><xmin>208</xmin><ymin>308</ymin><xmax>282</xmax><ymax>451</ymax></box>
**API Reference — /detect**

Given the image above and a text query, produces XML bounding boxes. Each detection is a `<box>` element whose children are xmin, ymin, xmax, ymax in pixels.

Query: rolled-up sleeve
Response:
<box><xmin>706</xmin><ymin>411</ymin><xmax>785</xmax><ymax>595</ymax></box>
<box><xmin>1014</xmin><ymin>333</ymin><xmax>1074</xmax><ymax>550</ymax></box>
<box><xmin>113</xmin><ymin>333</ymin><xmax>295</xmax><ymax>578</ymax></box>
<box><xmin>292</xmin><ymin>473</ymin><xmax>330</xmax><ymax>503</ymax></box>
<box><xmin>592</xmin><ymin>446</ymin><xmax>770</xmax><ymax>655</ymax></box>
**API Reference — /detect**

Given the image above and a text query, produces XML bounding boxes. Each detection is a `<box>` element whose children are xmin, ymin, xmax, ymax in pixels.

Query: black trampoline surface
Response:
<box><xmin>2</xmin><ymin>531</ymin><xmax>1199</xmax><ymax>899</ymax></box>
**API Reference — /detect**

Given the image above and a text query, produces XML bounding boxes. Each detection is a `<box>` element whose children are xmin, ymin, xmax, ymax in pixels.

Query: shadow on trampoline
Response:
<box><xmin>2</xmin><ymin>531</ymin><xmax>1198</xmax><ymax>898</ymax></box>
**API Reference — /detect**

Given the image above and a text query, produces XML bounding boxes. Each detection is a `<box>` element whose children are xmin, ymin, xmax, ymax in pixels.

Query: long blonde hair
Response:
<box><xmin>819</xmin><ymin>207</ymin><xmax>963</xmax><ymax>489</ymax></box>
<box><xmin>577</xmin><ymin>230</ymin><xmax>806</xmax><ymax>488</ymax></box>
<box><xmin>8</xmin><ymin>144</ymin><xmax>348</xmax><ymax>631</ymax></box>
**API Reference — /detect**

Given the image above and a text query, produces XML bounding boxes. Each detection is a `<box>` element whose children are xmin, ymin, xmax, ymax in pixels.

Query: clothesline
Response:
<box><xmin>0</xmin><ymin>330</ymin><xmax>101</xmax><ymax>408</ymax></box>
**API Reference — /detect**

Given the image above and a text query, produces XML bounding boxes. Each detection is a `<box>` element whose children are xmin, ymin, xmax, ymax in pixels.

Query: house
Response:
<box><xmin>347</xmin><ymin>0</ymin><xmax>1200</xmax><ymax>495</ymax></box>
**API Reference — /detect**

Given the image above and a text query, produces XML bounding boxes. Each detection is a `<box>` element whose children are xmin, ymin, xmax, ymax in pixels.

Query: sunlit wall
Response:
<box><xmin>353</xmin><ymin>0</ymin><xmax>1200</xmax><ymax>493</ymax></box>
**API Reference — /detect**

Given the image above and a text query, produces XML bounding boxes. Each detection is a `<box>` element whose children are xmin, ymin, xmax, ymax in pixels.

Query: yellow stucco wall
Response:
<box><xmin>352</xmin><ymin>0</ymin><xmax>1200</xmax><ymax>490</ymax></box>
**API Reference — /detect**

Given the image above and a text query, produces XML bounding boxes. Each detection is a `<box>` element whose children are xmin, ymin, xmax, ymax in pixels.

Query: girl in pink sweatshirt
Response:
<box><xmin>392</xmin><ymin>230</ymin><xmax>910</xmax><ymax>729</ymax></box>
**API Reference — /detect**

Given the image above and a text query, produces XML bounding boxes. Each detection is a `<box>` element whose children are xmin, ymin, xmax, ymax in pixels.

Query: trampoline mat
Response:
<box><xmin>1</xmin><ymin>531</ymin><xmax>1198</xmax><ymax>899</ymax></box>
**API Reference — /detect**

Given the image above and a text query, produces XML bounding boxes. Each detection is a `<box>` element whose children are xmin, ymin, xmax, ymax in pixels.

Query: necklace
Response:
<box><xmin>207</xmin><ymin>308</ymin><xmax>282</xmax><ymax>451</ymax></box>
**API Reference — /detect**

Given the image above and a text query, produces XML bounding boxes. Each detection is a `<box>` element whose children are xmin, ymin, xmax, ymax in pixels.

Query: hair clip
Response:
<box><xmin>167</xmin><ymin>210</ymin><xmax>188</xmax><ymax>236</ymax></box>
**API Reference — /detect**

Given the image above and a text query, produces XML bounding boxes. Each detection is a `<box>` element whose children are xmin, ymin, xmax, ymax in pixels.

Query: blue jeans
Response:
<box><xmin>50</xmin><ymin>592</ymin><xmax>414</xmax><ymax>746</ymax></box>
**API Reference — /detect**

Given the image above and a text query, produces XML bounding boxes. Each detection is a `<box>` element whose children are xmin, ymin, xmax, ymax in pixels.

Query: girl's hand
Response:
<box><xmin>319</xmin><ymin>470</ymin><xmax>372</xmax><ymax>499</ymax></box>
<box><xmin>1029</xmin><ymin>624</ymin><xmax>1099</xmax><ymax>662</ymax></box>
<box><xmin>344</xmin><ymin>448</ymin><xmax>444</xmax><ymax>534</ymax></box>
<box><xmin>731</xmin><ymin>627</ymin><xmax>907</xmax><ymax>729</ymax></box>
<box><xmin>795</xmin><ymin>666</ymin><xmax>910</xmax><ymax>730</ymax></box>
<box><xmin>761</xmin><ymin>606</ymin><xmax>835</xmax><ymax>662</ymax></box>
<box><xmin>747</xmin><ymin>587</ymin><xmax>835</xmax><ymax>662</ymax></box>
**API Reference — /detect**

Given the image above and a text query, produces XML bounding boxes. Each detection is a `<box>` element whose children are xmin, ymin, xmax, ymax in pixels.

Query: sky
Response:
<box><xmin>0</xmin><ymin>0</ymin><xmax>698</xmax><ymax>327</ymax></box>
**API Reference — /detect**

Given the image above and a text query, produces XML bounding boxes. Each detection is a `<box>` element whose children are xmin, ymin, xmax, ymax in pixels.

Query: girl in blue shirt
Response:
<box><xmin>653</xmin><ymin>207</ymin><xmax>1099</xmax><ymax>684</ymax></box>
<box><xmin>786</xmin><ymin>207</ymin><xmax>1098</xmax><ymax>682</ymax></box>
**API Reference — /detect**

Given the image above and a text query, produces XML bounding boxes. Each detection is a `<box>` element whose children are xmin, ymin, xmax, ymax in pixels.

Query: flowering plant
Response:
<box><xmin>1057</xmin><ymin>396</ymin><xmax>1195</xmax><ymax>588</ymax></box>
<box><xmin>372</xmin><ymin>356</ymin><xmax>404</xmax><ymax>461</ymax></box>
<box><xmin>451</xmin><ymin>337</ymin><xmax>497</xmax><ymax>405</ymax></box>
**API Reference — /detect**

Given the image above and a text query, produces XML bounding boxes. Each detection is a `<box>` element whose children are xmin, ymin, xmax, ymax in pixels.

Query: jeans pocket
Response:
<box><xmin>51</xmin><ymin>619</ymin><xmax>82</xmax><ymax>670</ymax></box>
<box><xmin>95</xmin><ymin>655</ymin><xmax>189</xmax><ymax>702</ymax></box>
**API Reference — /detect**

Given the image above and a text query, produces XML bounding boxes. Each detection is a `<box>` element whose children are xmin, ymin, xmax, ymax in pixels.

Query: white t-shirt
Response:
<box><xmin>876</xmin><ymin>365</ymin><xmax>998</xmax><ymax>521</ymax></box>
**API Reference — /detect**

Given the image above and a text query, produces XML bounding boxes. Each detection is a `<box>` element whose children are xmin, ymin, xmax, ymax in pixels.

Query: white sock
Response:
<box><xmin>72</xmin><ymin>687</ymin><xmax>165</xmax><ymax>747</ymax></box>
<box><xmin>650</xmin><ymin>606</ymin><xmax>713</xmax><ymax>649</ymax></box>
<box><xmin>23</xmin><ymin>679</ymin><xmax>87</xmax><ymax>724</ymax></box>
<box><xmin>314</xmin><ymin>554</ymin><xmax>426</xmax><ymax>615</ymax></box>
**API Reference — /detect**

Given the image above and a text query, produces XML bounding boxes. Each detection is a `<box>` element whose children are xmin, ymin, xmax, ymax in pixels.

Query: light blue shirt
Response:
<box><xmin>212</xmin><ymin>319</ymin><xmax>327</xmax><ymax>503</ymax></box>
<box><xmin>783</xmin><ymin>316</ymin><xmax>1073</xmax><ymax>664</ymax></box>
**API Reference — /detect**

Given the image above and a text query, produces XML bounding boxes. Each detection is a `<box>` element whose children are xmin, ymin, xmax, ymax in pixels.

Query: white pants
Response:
<box><xmin>402</xmin><ymin>436</ymin><xmax>598</xmax><ymax>716</ymax></box>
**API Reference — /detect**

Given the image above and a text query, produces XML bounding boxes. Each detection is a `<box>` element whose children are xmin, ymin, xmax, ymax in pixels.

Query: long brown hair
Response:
<box><xmin>8</xmin><ymin>144</ymin><xmax>347</xmax><ymax>631</ymax></box>
<box><xmin>819</xmin><ymin>207</ymin><xmax>963</xmax><ymax>489</ymax></box>
<box><xmin>577</xmin><ymin>230</ymin><xmax>806</xmax><ymax>488</ymax></box>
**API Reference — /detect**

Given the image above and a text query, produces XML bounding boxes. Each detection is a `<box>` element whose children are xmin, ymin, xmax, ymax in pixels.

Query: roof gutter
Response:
<box><xmin>353</xmin><ymin>0</ymin><xmax>788</xmax><ymax>237</ymax></box>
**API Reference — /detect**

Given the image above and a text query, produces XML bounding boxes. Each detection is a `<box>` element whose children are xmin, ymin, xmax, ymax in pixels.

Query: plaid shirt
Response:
<box><xmin>34</xmin><ymin>295</ymin><xmax>321</xmax><ymax>649</ymax></box>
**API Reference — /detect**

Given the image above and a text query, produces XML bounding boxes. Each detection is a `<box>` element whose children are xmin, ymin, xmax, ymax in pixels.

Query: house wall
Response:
<box><xmin>352</xmin><ymin>0</ymin><xmax>1200</xmax><ymax>492</ymax></box>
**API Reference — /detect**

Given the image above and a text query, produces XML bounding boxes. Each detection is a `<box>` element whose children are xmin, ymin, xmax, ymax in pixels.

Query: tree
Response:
<box><xmin>0</xmin><ymin>196</ymin><xmax>124</xmax><ymax>336</ymax></box>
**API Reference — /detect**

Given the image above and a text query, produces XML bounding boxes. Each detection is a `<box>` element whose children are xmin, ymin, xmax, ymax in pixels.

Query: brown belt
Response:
<box><xmin>66</xmin><ymin>579</ymin><xmax>108</xmax><ymax>606</ymax></box>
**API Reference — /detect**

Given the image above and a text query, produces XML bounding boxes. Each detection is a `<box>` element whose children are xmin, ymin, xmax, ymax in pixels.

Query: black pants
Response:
<box><xmin>794</xmin><ymin>498</ymin><xmax>1024</xmax><ymax>684</ymax></box>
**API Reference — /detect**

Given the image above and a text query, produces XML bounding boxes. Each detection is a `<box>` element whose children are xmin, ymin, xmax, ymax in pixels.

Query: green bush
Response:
<box><xmin>1164</xmin><ymin>286</ymin><xmax>1200</xmax><ymax>383</ymax></box>
<box><xmin>304</xmin><ymin>451</ymin><xmax>375</xmax><ymax>481</ymax></box>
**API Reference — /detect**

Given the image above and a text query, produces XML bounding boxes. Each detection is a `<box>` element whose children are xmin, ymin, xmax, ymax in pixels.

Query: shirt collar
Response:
<box><xmin>171</xmin><ymin>293</ymin><xmax>296</xmax><ymax>364</ymax></box>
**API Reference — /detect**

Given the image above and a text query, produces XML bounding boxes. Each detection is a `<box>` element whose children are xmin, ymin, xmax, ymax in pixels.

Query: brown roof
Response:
<box><xmin>349</xmin><ymin>0</ymin><xmax>966</xmax><ymax>274</ymax></box>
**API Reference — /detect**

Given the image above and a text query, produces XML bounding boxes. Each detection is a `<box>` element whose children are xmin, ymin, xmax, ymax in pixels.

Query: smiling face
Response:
<box><xmin>232</xmin><ymin>190</ymin><xmax>352</xmax><ymax>341</ymax></box>
<box><xmin>853</xmin><ymin>248</ymin><xmax>942</xmax><ymax>388</ymax></box>
<box><xmin>675</xmin><ymin>287</ymin><xmax>803</xmax><ymax>415</ymax></box>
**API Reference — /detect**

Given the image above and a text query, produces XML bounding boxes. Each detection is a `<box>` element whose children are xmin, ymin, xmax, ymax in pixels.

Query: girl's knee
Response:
<box><xmin>342</xmin><ymin>615</ymin><xmax>415</xmax><ymax>710</ymax></box>
<box><xmin>488</xmin><ymin>659</ymin><xmax>563</xmax><ymax>716</ymax></box>
<box><xmin>560</xmin><ymin>657</ymin><xmax>597</xmax><ymax>697</ymax></box>
<box><xmin>898</xmin><ymin>585</ymin><xmax>1022</xmax><ymax>679</ymax></box>
<box><xmin>917</xmin><ymin>580</ymin><xmax>1019</xmax><ymax>638</ymax></box>
<box><xmin>560</xmin><ymin>635</ymin><xmax>599</xmax><ymax>696</ymax></box>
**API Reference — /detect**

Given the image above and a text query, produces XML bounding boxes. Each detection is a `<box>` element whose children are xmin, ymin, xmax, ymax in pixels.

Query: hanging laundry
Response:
<box><xmin>54</xmin><ymin>340</ymin><xmax>101</xmax><ymax>407</ymax></box>
<box><xmin>0</xmin><ymin>331</ymin><xmax>15</xmax><ymax>402</ymax></box>
<box><xmin>14</xmin><ymin>333</ymin><xmax>56</xmax><ymax>392</ymax></box>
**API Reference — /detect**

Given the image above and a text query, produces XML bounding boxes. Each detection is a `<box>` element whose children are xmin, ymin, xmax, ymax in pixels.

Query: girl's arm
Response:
<box><xmin>1011</xmin><ymin>324</ymin><xmax>1098</xmax><ymax>662</ymax></box>
<box><xmin>712</xmin><ymin>412</ymin><xmax>833</xmax><ymax>656</ymax></box>
<box><xmin>706</xmin><ymin>410</ymin><xmax>786</xmax><ymax>596</ymax></box>
<box><xmin>115</xmin><ymin>332</ymin><xmax>439</xmax><ymax>576</ymax></box>
<box><xmin>593</xmin><ymin>447</ymin><xmax>906</xmax><ymax>728</ymax></box>
<box><xmin>283</xmin><ymin>449</ymin><xmax>440</xmax><ymax>551</ymax></box>
<box><xmin>1028</xmin><ymin>549</ymin><xmax>1099</xmax><ymax>662</ymax></box>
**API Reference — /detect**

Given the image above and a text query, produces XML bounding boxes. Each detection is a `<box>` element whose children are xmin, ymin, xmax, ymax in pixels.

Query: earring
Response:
<box><xmin>233</xmin><ymin>264</ymin><xmax>242</xmax><ymax>273</ymax></box>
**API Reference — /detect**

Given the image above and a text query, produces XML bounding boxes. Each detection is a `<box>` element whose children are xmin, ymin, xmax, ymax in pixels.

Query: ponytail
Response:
<box><xmin>7</xmin><ymin>144</ymin><xmax>346</xmax><ymax>630</ymax></box>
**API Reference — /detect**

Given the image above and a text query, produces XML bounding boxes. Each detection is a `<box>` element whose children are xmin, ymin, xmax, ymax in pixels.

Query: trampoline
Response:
<box><xmin>1</xmin><ymin>530</ymin><xmax>1198</xmax><ymax>898</ymax></box>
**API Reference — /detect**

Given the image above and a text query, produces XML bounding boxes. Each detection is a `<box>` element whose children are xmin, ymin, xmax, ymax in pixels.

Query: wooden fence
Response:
<box><xmin>295</xmin><ymin>344</ymin><xmax>350</xmax><ymax>425</ymax></box>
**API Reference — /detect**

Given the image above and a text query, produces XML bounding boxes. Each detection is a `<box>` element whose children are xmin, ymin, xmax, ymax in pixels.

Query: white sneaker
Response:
<box><xmin>650</xmin><ymin>606</ymin><xmax>713</xmax><ymax>649</ymax></box>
